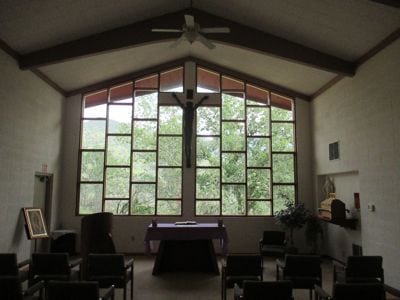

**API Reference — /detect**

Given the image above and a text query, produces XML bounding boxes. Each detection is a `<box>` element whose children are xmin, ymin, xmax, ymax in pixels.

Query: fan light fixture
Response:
<box><xmin>152</xmin><ymin>14</ymin><xmax>230</xmax><ymax>49</ymax></box>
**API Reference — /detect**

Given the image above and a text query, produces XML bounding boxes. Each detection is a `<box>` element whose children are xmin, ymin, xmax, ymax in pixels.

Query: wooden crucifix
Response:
<box><xmin>172</xmin><ymin>92</ymin><xmax>209</xmax><ymax>168</ymax></box>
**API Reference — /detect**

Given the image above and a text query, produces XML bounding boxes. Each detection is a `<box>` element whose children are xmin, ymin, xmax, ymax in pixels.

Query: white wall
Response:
<box><xmin>312</xmin><ymin>39</ymin><xmax>400</xmax><ymax>288</ymax></box>
<box><xmin>0</xmin><ymin>49</ymin><xmax>64</xmax><ymax>260</ymax></box>
<box><xmin>58</xmin><ymin>74</ymin><xmax>314</xmax><ymax>254</ymax></box>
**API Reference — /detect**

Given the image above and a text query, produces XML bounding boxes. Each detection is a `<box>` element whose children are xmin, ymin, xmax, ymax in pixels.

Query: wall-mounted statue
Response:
<box><xmin>323</xmin><ymin>176</ymin><xmax>335</xmax><ymax>200</ymax></box>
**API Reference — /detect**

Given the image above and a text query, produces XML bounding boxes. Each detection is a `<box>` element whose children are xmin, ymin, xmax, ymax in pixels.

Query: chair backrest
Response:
<box><xmin>47</xmin><ymin>280</ymin><xmax>100</xmax><ymax>300</ymax></box>
<box><xmin>31</xmin><ymin>253</ymin><xmax>71</xmax><ymax>277</ymax></box>
<box><xmin>81</xmin><ymin>213</ymin><xmax>116</xmax><ymax>279</ymax></box>
<box><xmin>262</xmin><ymin>231</ymin><xmax>286</xmax><ymax>245</ymax></box>
<box><xmin>333</xmin><ymin>283</ymin><xmax>385</xmax><ymax>300</ymax></box>
<box><xmin>0</xmin><ymin>253</ymin><xmax>18</xmax><ymax>276</ymax></box>
<box><xmin>87</xmin><ymin>253</ymin><xmax>125</xmax><ymax>276</ymax></box>
<box><xmin>283</xmin><ymin>255</ymin><xmax>321</xmax><ymax>278</ymax></box>
<box><xmin>242</xmin><ymin>280</ymin><xmax>293</xmax><ymax>300</ymax></box>
<box><xmin>225</xmin><ymin>255</ymin><xmax>263</xmax><ymax>277</ymax></box>
<box><xmin>0</xmin><ymin>276</ymin><xmax>23</xmax><ymax>300</ymax></box>
<box><xmin>346</xmin><ymin>256</ymin><xmax>383</xmax><ymax>280</ymax></box>
<box><xmin>81</xmin><ymin>213</ymin><xmax>116</xmax><ymax>255</ymax></box>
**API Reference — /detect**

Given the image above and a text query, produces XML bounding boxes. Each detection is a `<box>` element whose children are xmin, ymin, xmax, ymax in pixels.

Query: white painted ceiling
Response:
<box><xmin>0</xmin><ymin>0</ymin><xmax>399</xmax><ymax>97</ymax></box>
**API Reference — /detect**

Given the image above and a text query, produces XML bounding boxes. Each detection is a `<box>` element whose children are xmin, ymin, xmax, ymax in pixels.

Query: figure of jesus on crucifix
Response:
<box><xmin>172</xmin><ymin>92</ymin><xmax>209</xmax><ymax>168</ymax></box>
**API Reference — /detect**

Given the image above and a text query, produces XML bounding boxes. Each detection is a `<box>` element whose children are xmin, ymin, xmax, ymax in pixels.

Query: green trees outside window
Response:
<box><xmin>78</xmin><ymin>65</ymin><xmax>296</xmax><ymax>216</ymax></box>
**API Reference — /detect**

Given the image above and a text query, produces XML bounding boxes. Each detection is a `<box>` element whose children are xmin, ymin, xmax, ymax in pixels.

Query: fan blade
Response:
<box><xmin>200</xmin><ymin>27</ymin><xmax>231</xmax><ymax>33</ymax></box>
<box><xmin>196</xmin><ymin>33</ymin><xmax>216</xmax><ymax>49</ymax></box>
<box><xmin>184</xmin><ymin>15</ymin><xmax>195</xmax><ymax>28</ymax></box>
<box><xmin>152</xmin><ymin>29</ymin><xmax>183</xmax><ymax>33</ymax></box>
<box><xmin>170</xmin><ymin>35</ymin><xmax>187</xmax><ymax>48</ymax></box>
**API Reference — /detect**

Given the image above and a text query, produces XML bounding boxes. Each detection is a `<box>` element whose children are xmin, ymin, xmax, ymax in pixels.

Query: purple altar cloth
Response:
<box><xmin>144</xmin><ymin>223</ymin><xmax>229</xmax><ymax>255</ymax></box>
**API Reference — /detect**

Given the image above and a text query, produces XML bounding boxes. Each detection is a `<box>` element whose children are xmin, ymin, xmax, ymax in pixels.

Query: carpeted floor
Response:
<box><xmin>109</xmin><ymin>256</ymin><xmax>397</xmax><ymax>300</ymax></box>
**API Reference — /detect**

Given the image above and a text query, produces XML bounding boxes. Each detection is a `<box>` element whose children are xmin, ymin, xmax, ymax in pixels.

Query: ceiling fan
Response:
<box><xmin>151</xmin><ymin>14</ymin><xmax>230</xmax><ymax>49</ymax></box>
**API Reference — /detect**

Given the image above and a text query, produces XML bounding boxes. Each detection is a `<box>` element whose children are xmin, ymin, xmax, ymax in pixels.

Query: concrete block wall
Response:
<box><xmin>0</xmin><ymin>49</ymin><xmax>64</xmax><ymax>260</ymax></box>
<box><xmin>312</xmin><ymin>39</ymin><xmax>400</xmax><ymax>288</ymax></box>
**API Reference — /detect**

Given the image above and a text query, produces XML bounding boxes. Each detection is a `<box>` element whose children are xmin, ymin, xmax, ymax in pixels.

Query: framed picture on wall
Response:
<box><xmin>22</xmin><ymin>207</ymin><xmax>48</xmax><ymax>239</ymax></box>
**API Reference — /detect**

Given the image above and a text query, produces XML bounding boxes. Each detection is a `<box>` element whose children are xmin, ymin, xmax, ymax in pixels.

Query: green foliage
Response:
<box><xmin>275</xmin><ymin>202</ymin><xmax>309</xmax><ymax>230</ymax></box>
<box><xmin>271</xmin><ymin>123</ymin><xmax>294</xmax><ymax>152</ymax></box>
<box><xmin>271</xmin><ymin>106</ymin><xmax>293</xmax><ymax>121</ymax></box>
<box><xmin>132</xmin><ymin>152</ymin><xmax>156</xmax><ymax>182</ymax></box>
<box><xmin>133</xmin><ymin>121</ymin><xmax>157</xmax><ymax>150</ymax></box>
<box><xmin>196</xmin><ymin>201</ymin><xmax>220</xmax><ymax>215</ymax></box>
<box><xmin>247</xmin><ymin>138</ymin><xmax>270</xmax><ymax>167</ymax></box>
<box><xmin>248</xmin><ymin>201</ymin><xmax>270</xmax><ymax>216</ymax></box>
<box><xmin>222</xmin><ymin>122</ymin><xmax>245</xmax><ymax>151</ymax></box>
<box><xmin>222</xmin><ymin>185</ymin><xmax>245</xmax><ymax>215</ymax></box>
<box><xmin>273</xmin><ymin>185</ymin><xmax>295</xmax><ymax>214</ymax></box>
<box><xmin>131</xmin><ymin>183</ymin><xmax>155</xmax><ymax>215</ymax></box>
<box><xmin>273</xmin><ymin>154</ymin><xmax>294</xmax><ymax>183</ymax></box>
<box><xmin>222</xmin><ymin>93</ymin><xmax>244</xmax><ymax>120</ymax></box>
<box><xmin>247</xmin><ymin>107</ymin><xmax>269</xmax><ymax>136</ymax></box>
<box><xmin>222</xmin><ymin>153</ymin><xmax>245</xmax><ymax>183</ymax></box>
<box><xmin>275</xmin><ymin>201</ymin><xmax>309</xmax><ymax>246</ymax></box>
<box><xmin>79</xmin><ymin>184</ymin><xmax>102</xmax><ymax>214</ymax></box>
<box><xmin>81</xmin><ymin>120</ymin><xmax>105</xmax><ymax>149</ymax></box>
<box><xmin>105</xmin><ymin>200</ymin><xmax>129</xmax><ymax>215</ymax></box>
<box><xmin>247</xmin><ymin>169</ymin><xmax>270</xmax><ymax>199</ymax></box>
<box><xmin>197</xmin><ymin>107</ymin><xmax>220</xmax><ymax>135</ymax></box>
<box><xmin>196</xmin><ymin>168</ymin><xmax>220</xmax><ymax>199</ymax></box>
<box><xmin>196</xmin><ymin>137</ymin><xmax>220</xmax><ymax>166</ymax></box>
<box><xmin>81</xmin><ymin>152</ymin><xmax>104</xmax><ymax>181</ymax></box>
<box><xmin>107</xmin><ymin>136</ymin><xmax>130</xmax><ymax>165</ymax></box>
<box><xmin>105</xmin><ymin>168</ymin><xmax>130</xmax><ymax>198</ymax></box>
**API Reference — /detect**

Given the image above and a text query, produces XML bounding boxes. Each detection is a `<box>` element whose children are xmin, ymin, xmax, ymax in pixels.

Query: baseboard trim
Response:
<box><xmin>385</xmin><ymin>284</ymin><xmax>400</xmax><ymax>297</ymax></box>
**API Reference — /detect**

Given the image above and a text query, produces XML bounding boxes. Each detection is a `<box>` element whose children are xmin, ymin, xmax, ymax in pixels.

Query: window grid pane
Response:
<box><xmin>78</xmin><ymin>66</ymin><xmax>296</xmax><ymax>217</ymax></box>
<box><xmin>195</xmin><ymin>73</ymin><xmax>295</xmax><ymax>216</ymax></box>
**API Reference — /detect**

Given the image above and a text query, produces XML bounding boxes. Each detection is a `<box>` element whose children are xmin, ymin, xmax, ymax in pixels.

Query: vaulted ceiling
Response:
<box><xmin>0</xmin><ymin>0</ymin><xmax>399</xmax><ymax>99</ymax></box>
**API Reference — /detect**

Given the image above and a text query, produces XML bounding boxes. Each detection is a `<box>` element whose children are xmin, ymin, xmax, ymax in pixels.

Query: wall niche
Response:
<box><xmin>316</xmin><ymin>171</ymin><xmax>361</xmax><ymax>262</ymax></box>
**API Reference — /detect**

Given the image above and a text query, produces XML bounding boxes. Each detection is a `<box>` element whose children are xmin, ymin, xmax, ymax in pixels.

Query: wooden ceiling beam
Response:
<box><xmin>370</xmin><ymin>0</ymin><xmax>400</xmax><ymax>8</ymax></box>
<box><xmin>19</xmin><ymin>8</ymin><xmax>356</xmax><ymax>76</ymax></box>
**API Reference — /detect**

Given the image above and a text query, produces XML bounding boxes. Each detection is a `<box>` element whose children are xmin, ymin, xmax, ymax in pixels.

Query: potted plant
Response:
<box><xmin>305</xmin><ymin>214</ymin><xmax>324</xmax><ymax>254</ymax></box>
<box><xmin>275</xmin><ymin>202</ymin><xmax>309</xmax><ymax>253</ymax></box>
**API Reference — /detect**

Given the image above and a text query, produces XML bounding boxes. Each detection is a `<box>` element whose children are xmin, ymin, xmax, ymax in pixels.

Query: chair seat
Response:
<box><xmin>261</xmin><ymin>245</ymin><xmax>286</xmax><ymax>255</ymax></box>
<box><xmin>285</xmin><ymin>276</ymin><xmax>321</xmax><ymax>289</ymax></box>
<box><xmin>34</xmin><ymin>269</ymin><xmax>80</xmax><ymax>282</ymax></box>
<box><xmin>90</xmin><ymin>269</ymin><xmax>132</xmax><ymax>288</ymax></box>
<box><xmin>225</xmin><ymin>276</ymin><xmax>261</xmax><ymax>288</ymax></box>
<box><xmin>345</xmin><ymin>277</ymin><xmax>382</xmax><ymax>283</ymax></box>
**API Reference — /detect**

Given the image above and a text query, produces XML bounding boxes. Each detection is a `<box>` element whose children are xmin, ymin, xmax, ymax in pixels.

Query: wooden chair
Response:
<box><xmin>221</xmin><ymin>255</ymin><xmax>263</xmax><ymax>300</ymax></box>
<box><xmin>315</xmin><ymin>282</ymin><xmax>385</xmax><ymax>300</ymax></box>
<box><xmin>46</xmin><ymin>280</ymin><xmax>114</xmax><ymax>300</ymax></box>
<box><xmin>276</xmin><ymin>254</ymin><xmax>321</xmax><ymax>300</ymax></box>
<box><xmin>234</xmin><ymin>280</ymin><xmax>293</xmax><ymax>300</ymax></box>
<box><xmin>0</xmin><ymin>275</ymin><xmax>44</xmax><ymax>300</ymax></box>
<box><xmin>87</xmin><ymin>253</ymin><xmax>134</xmax><ymax>300</ymax></box>
<box><xmin>259</xmin><ymin>231</ymin><xmax>286</xmax><ymax>259</ymax></box>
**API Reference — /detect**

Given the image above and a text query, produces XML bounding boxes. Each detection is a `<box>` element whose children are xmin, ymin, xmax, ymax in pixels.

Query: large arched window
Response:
<box><xmin>77</xmin><ymin>62</ymin><xmax>296</xmax><ymax>216</ymax></box>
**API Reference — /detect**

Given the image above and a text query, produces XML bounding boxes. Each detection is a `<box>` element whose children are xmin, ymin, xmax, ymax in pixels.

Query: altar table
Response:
<box><xmin>144</xmin><ymin>223</ymin><xmax>229</xmax><ymax>275</ymax></box>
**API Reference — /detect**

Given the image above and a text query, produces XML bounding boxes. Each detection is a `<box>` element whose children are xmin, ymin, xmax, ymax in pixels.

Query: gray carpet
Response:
<box><xmin>110</xmin><ymin>256</ymin><xmax>397</xmax><ymax>300</ymax></box>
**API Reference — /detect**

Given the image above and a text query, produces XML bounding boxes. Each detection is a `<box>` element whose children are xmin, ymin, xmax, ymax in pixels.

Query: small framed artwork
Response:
<box><xmin>22</xmin><ymin>208</ymin><xmax>48</xmax><ymax>239</ymax></box>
